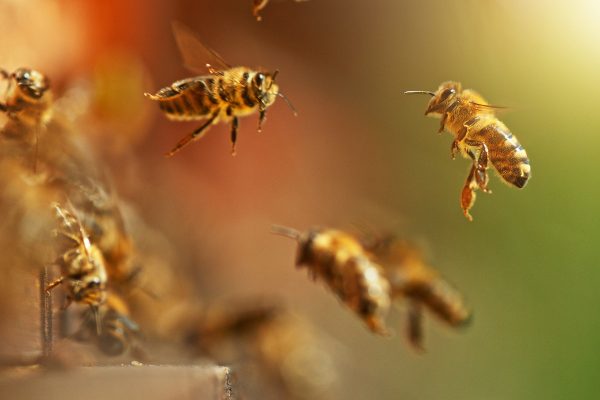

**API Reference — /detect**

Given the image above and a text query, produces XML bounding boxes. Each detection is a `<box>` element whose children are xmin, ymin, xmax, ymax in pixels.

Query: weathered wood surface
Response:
<box><xmin>0</xmin><ymin>364</ymin><xmax>236</xmax><ymax>400</ymax></box>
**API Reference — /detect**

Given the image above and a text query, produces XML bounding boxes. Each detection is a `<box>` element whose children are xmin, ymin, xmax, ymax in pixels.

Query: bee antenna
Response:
<box><xmin>277</xmin><ymin>92</ymin><xmax>298</xmax><ymax>116</ymax></box>
<box><xmin>404</xmin><ymin>90</ymin><xmax>436</xmax><ymax>97</ymax></box>
<box><xmin>271</xmin><ymin>224</ymin><xmax>301</xmax><ymax>240</ymax></box>
<box><xmin>267</xmin><ymin>70</ymin><xmax>279</xmax><ymax>91</ymax></box>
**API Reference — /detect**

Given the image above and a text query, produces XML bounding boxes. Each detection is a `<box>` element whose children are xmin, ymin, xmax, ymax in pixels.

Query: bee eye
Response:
<box><xmin>439</xmin><ymin>88</ymin><xmax>456</xmax><ymax>102</ymax></box>
<box><xmin>254</xmin><ymin>73</ymin><xmax>265</xmax><ymax>86</ymax></box>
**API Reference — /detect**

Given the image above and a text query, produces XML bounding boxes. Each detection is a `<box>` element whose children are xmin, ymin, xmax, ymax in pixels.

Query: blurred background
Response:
<box><xmin>1</xmin><ymin>0</ymin><xmax>599</xmax><ymax>399</ymax></box>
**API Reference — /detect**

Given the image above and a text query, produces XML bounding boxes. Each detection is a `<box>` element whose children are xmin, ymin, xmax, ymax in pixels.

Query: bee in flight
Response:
<box><xmin>271</xmin><ymin>225</ymin><xmax>392</xmax><ymax>336</ymax></box>
<box><xmin>363</xmin><ymin>233</ymin><xmax>471</xmax><ymax>351</ymax></box>
<box><xmin>252</xmin><ymin>0</ymin><xmax>310</xmax><ymax>21</ymax></box>
<box><xmin>145</xmin><ymin>21</ymin><xmax>296</xmax><ymax>157</ymax></box>
<box><xmin>46</xmin><ymin>203</ymin><xmax>108</xmax><ymax>327</ymax></box>
<box><xmin>405</xmin><ymin>82</ymin><xmax>531</xmax><ymax>220</ymax></box>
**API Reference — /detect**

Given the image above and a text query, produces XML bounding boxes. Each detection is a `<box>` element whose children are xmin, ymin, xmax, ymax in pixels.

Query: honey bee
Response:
<box><xmin>0</xmin><ymin>68</ymin><xmax>53</xmax><ymax>171</ymax></box>
<box><xmin>72</xmin><ymin>180</ymin><xmax>135</xmax><ymax>285</ymax></box>
<box><xmin>364</xmin><ymin>234</ymin><xmax>471</xmax><ymax>350</ymax></box>
<box><xmin>0</xmin><ymin>68</ymin><xmax>52</xmax><ymax>126</ymax></box>
<box><xmin>252</xmin><ymin>0</ymin><xmax>309</xmax><ymax>21</ymax></box>
<box><xmin>272</xmin><ymin>225</ymin><xmax>391</xmax><ymax>335</ymax></box>
<box><xmin>145</xmin><ymin>22</ymin><xmax>296</xmax><ymax>156</ymax></box>
<box><xmin>46</xmin><ymin>203</ymin><xmax>108</xmax><ymax>316</ymax></box>
<box><xmin>405</xmin><ymin>82</ymin><xmax>531</xmax><ymax>220</ymax></box>
<box><xmin>76</xmin><ymin>291</ymin><xmax>140</xmax><ymax>356</ymax></box>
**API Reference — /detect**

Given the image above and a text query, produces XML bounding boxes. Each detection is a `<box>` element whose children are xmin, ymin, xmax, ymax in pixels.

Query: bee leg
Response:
<box><xmin>253</xmin><ymin>0</ymin><xmax>269</xmax><ymax>21</ymax></box>
<box><xmin>165</xmin><ymin>112</ymin><xmax>219</xmax><ymax>157</ymax></box>
<box><xmin>464</xmin><ymin>139</ymin><xmax>491</xmax><ymax>193</ymax></box>
<box><xmin>46</xmin><ymin>275</ymin><xmax>65</xmax><ymax>293</ymax></box>
<box><xmin>439</xmin><ymin>100</ymin><xmax>460</xmax><ymax>133</ymax></box>
<box><xmin>230</xmin><ymin>116</ymin><xmax>239</xmax><ymax>156</ymax></box>
<box><xmin>258</xmin><ymin>108</ymin><xmax>266</xmax><ymax>133</ymax></box>
<box><xmin>206</xmin><ymin>63</ymin><xmax>218</xmax><ymax>74</ymax></box>
<box><xmin>91</xmin><ymin>305</ymin><xmax>102</xmax><ymax>335</ymax></box>
<box><xmin>407</xmin><ymin>301</ymin><xmax>425</xmax><ymax>352</ymax></box>
<box><xmin>438</xmin><ymin>113</ymin><xmax>447</xmax><ymax>134</ymax></box>
<box><xmin>461</xmin><ymin>165</ymin><xmax>478</xmax><ymax>221</ymax></box>
<box><xmin>0</xmin><ymin>103</ymin><xmax>19</xmax><ymax>118</ymax></box>
<box><xmin>450</xmin><ymin>140</ymin><xmax>460</xmax><ymax>160</ymax></box>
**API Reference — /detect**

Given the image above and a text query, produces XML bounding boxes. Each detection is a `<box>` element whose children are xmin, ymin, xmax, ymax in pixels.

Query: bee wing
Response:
<box><xmin>172</xmin><ymin>21</ymin><xmax>232</xmax><ymax>74</ymax></box>
<box><xmin>469</xmin><ymin>101</ymin><xmax>509</xmax><ymax>113</ymax></box>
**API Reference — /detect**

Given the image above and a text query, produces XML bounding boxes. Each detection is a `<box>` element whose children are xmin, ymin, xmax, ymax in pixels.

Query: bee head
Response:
<box><xmin>405</xmin><ymin>81</ymin><xmax>461</xmax><ymax>116</ymax></box>
<box><xmin>424</xmin><ymin>81</ymin><xmax>461</xmax><ymax>116</ymax></box>
<box><xmin>71</xmin><ymin>275</ymin><xmax>107</xmax><ymax>306</ymax></box>
<box><xmin>270</xmin><ymin>224</ymin><xmax>314</xmax><ymax>267</ymax></box>
<box><xmin>12</xmin><ymin>68</ymin><xmax>50</xmax><ymax>101</ymax></box>
<box><xmin>295</xmin><ymin>229</ymin><xmax>320</xmax><ymax>267</ymax></box>
<box><xmin>253</xmin><ymin>71</ymin><xmax>279</xmax><ymax>105</ymax></box>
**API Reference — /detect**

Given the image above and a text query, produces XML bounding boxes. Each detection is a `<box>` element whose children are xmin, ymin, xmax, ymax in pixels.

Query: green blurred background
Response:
<box><xmin>2</xmin><ymin>0</ymin><xmax>600</xmax><ymax>398</ymax></box>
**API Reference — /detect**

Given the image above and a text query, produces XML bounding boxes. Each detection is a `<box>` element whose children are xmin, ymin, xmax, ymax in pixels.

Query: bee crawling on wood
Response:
<box><xmin>363</xmin><ymin>234</ymin><xmax>471</xmax><ymax>351</ymax></box>
<box><xmin>46</xmin><ymin>203</ymin><xmax>108</xmax><ymax>324</ymax></box>
<box><xmin>405</xmin><ymin>82</ymin><xmax>531</xmax><ymax>220</ymax></box>
<box><xmin>145</xmin><ymin>21</ymin><xmax>296</xmax><ymax>157</ymax></box>
<box><xmin>272</xmin><ymin>225</ymin><xmax>391</xmax><ymax>336</ymax></box>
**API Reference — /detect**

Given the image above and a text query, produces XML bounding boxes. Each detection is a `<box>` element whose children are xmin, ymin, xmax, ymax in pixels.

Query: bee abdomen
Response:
<box><xmin>149</xmin><ymin>77</ymin><xmax>218</xmax><ymax>120</ymax></box>
<box><xmin>479</xmin><ymin>125</ymin><xmax>531</xmax><ymax>188</ymax></box>
<box><xmin>156</xmin><ymin>92</ymin><xmax>210</xmax><ymax>120</ymax></box>
<box><xmin>311</xmin><ymin>254</ymin><xmax>390</xmax><ymax>335</ymax></box>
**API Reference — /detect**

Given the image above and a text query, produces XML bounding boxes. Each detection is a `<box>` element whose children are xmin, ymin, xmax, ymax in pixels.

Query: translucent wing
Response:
<box><xmin>469</xmin><ymin>102</ymin><xmax>509</xmax><ymax>112</ymax></box>
<box><xmin>171</xmin><ymin>21</ymin><xmax>231</xmax><ymax>74</ymax></box>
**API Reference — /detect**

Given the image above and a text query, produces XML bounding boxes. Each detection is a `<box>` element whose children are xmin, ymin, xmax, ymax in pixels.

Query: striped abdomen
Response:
<box><xmin>148</xmin><ymin>76</ymin><xmax>215</xmax><ymax>121</ymax></box>
<box><xmin>297</xmin><ymin>229</ymin><xmax>391</xmax><ymax>335</ymax></box>
<box><xmin>472</xmin><ymin>122</ymin><xmax>531</xmax><ymax>188</ymax></box>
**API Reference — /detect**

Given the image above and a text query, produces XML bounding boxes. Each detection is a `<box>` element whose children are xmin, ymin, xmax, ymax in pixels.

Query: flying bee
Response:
<box><xmin>46</xmin><ymin>203</ymin><xmax>108</xmax><ymax>323</ymax></box>
<box><xmin>405</xmin><ymin>82</ymin><xmax>531</xmax><ymax>220</ymax></box>
<box><xmin>272</xmin><ymin>225</ymin><xmax>391</xmax><ymax>335</ymax></box>
<box><xmin>76</xmin><ymin>291</ymin><xmax>141</xmax><ymax>356</ymax></box>
<box><xmin>362</xmin><ymin>234</ymin><xmax>471</xmax><ymax>351</ymax></box>
<box><xmin>252</xmin><ymin>0</ymin><xmax>310</xmax><ymax>21</ymax></box>
<box><xmin>145</xmin><ymin>21</ymin><xmax>296</xmax><ymax>157</ymax></box>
